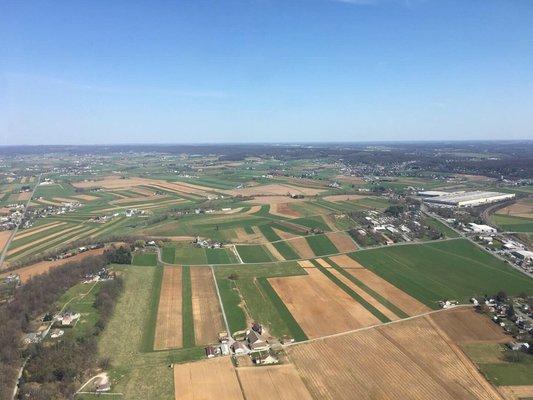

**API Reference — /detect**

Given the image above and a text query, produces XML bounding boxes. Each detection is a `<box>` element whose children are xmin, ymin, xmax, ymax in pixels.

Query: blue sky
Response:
<box><xmin>1</xmin><ymin>0</ymin><xmax>532</xmax><ymax>144</ymax></box>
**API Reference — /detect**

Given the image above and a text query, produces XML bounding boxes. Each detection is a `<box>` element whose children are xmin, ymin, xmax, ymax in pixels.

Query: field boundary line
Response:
<box><xmin>211</xmin><ymin>266</ymin><xmax>232</xmax><ymax>340</ymax></box>
<box><xmin>284</xmin><ymin>304</ymin><xmax>472</xmax><ymax>347</ymax></box>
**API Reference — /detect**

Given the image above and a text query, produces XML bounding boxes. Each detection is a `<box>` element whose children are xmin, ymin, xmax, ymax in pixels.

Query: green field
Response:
<box><xmin>132</xmin><ymin>252</ymin><xmax>158</xmax><ymax>266</ymax></box>
<box><xmin>352</xmin><ymin>239</ymin><xmax>533</xmax><ymax>308</ymax></box>
<box><xmin>181</xmin><ymin>266</ymin><xmax>195</xmax><ymax>348</ymax></box>
<box><xmin>306</xmin><ymin>234</ymin><xmax>338</xmax><ymax>256</ymax></box>
<box><xmin>272</xmin><ymin>240</ymin><xmax>300</xmax><ymax>260</ymax></box>
<box><xmin>235</xmin><ymin>244</ymin><xmax>275</xmax><ymax>263</ymax></box>
<box><xmin>205</xmin><ymin>248</ymin><xmax>238</xmax><ymax>264</ymax></box>
<box><xmin>161</xmin><ymin>246</ymin><xmax>175</xmax><ymax>263</ymax></box>
<box><xmin>491</xmin><ymin>214</ymin><xmax>533</xmax><ymax>233</ymax></box>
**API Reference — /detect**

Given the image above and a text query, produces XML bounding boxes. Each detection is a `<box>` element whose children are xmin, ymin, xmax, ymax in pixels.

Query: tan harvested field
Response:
<box><xmin>14</xmin><ymin>221</ymin><xmax>67</xmax><ymax>240</ymax></box>
<box><xmin>224</xmin><ymin>183</ymin><xmax>325</xmax><ymax>197</ymax></box>
<box><xmin>190</xmin><ymin>267</ymin><xmax>225</xmax><ymax>345</ymax></box>
<box><xmin>496</xmin><ymin>199</ymin><xmax>533</xmax><ymax>219</ymax></box>
<box><xmin>316</xmin><ymin>259</ymin><xmax>400</xmax><ymax>321</ymax></box>
<box><xmin>288</xmin><ymin>237</ymin><xmax>316</xmax><ymax>259</ymax></box>
<box><xmin>269</xmin><ymin>268</ymin><xmax>380</xmax><ymax>338</ymax></box>
<box><xmin>0</xmin><ymin>207</ymin><xmax>11</xmax><ymax>215</ymax></box>
<box><xmin>17</xmin><ymin>191</ymin><xmax>32</xmax><ymax>201</ymax></box>
<box><xmin>326</xmin><ymin>231</ymin><xmax>358</xmax><ymax>252</ymax></box>
<box><xmin>270</xmin><ymin>202</ymin><xmax>301</xmax><ymax>218</ymax></box>
<box><xmin>154</xmin><ymin>266</ymin><xmax>183</xmax><ymax>350</ymax></box>
<box><xmin>323</xmin><ymin>194</ymin><xmax>367</xmax><ymax>202</ymax></box>
<box><xmin>53</xmin><ymin>197</ymin><xmax>79</xmax><ymax>203</ymax></box>
<box><xmin>234</xmin><ymin>227</ymin><xmax>265</xmax><ymax>244</ymax></box>
<box><xmin>272</xmin><ymin>227</ymin><xmax>299</xmax><ymax>241</ymax></box>
<box><xmin>0</xmin><ymin>247</ymin><xmax>106</xmax><ymax>283</ymax></box>
<box><xmin>498</xmin><ymin>386</ymin><xmax>533</xmax><ymax>400</ymax></box>
<box><xmin>264</xmin><ymin>243</ymin><xmax>286</xmax><ymax>261</ymax></box>
<box><xmin>35</xmin><ymin>198</ymin><xmax>63</xmax><ymax>206</ymax></box>
<box><xmin>128</xmin><ymin>187</ymin><xmax>155</xmax><ymax>196</ymax></box>
<box><xmin>72</xmin><ymin>194</ymin><xmax>99</xmax><ymax>201</ymax></box>
<box><xmin>344</xmin><ymin>267</ymin><xmax>430</xmax><ymax>316</ymax></box>
<box><xmin>288</xmin><ymin>313</ymin><xmax>504</xmax><ymax>400</ymax></box>
<box><xmin>246</xmin><ymin>195</ymin><xmax>305</xmax><ymax>205</ymax></box>
<box><xmin>173</xmin><ymin>357</ymin><xmax>244</xmax><ymax>400</ymax></box>
<box><xmin>297</xmin><ymin>260</ymin><xmax>316</xmax><ymax>269</ymax></box>
<box><xmin>329</xmin><ymin>254</ymin><xmax>367</xmax><ymax>269</ymax></box>
<box><xmin>243</xmin><ymin>205</ymin><xmax>262</xmax><ymax>215</ymax></box>
<box><xmin>237</xmin><ymin>364</ymin><xmax>314</xmax><ymax>400</ymax></box>
<box><xmin>429</xmin><ymin>307</ymin><xmax>509</xmax><ymax>343</ymax></box>
<box><xmin>0</xmin><ymin>230</ymin><xmax>12</xmax><ymax>253</ymax></box>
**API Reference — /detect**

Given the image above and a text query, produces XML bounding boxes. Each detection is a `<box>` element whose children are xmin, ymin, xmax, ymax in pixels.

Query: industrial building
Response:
<box><xmin>419</xmin><ymin>190</ymin><xmax>515</xmax><ymax>207</ymax></box>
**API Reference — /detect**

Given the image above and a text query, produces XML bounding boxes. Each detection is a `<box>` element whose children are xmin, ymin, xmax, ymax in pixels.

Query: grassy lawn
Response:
<box><xmin>161</xmin><ymin>246</ymin><xmax>175</xmax><ymax>263</ymax></box>
<box><xmin>423</xmin><ymin>216</ymin><xmax>460</xmax><ymax>238</ymax></box>
<box><xmin>236</xmin><ymin>244</ymin><xmax>275</xmax><ymax>263</ymax></box>
<box><xmin>174</xmin><ymin>244</ymin><xmax>207</xmax><ymax>264</ymax></box>
<box><xmin>215</xmin><ymin>277</ymin><xmax>247</xmax><ymax>334</ymax></box>
<box><xmin>352</xmin><ymin>239</ymin><xmax>533</xmax><ymax>308</ymax></box>
<box><xmin>205</xmin><ymin>248</ymin><xmax>238</xmax><ymax>264</ymax></box>
<box><xmin>132</xmin><ymin>252</ymin><xmax>158</xmax><ymax>266</ymax></box>
<box><xmin>306</xmin><ymin>234</ymin><xmax>338</xmax><ymax>256</ymax></box>
<box><xmin>98</xmin><ymin>265</ymin><xmax>204</xmax><ymax>400</ymax></box>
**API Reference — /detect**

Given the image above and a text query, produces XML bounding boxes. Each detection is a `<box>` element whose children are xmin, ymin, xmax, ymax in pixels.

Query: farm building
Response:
<box><xmin>420</xmin><ymin>190</ymin><xmax>514</xmax><ymax>207</ymax></box>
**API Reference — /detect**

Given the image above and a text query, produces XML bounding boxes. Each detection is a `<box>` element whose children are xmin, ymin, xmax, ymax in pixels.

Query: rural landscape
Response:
<box><xmin>0</xmin><ymin>142</ymin><xmax>532</xmax><ymax>400</ymax></box>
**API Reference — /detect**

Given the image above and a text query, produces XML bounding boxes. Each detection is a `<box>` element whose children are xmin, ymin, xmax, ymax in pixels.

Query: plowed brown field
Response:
<box><xmin>237</xmin><ymin>364</ymin><xmax>314</xmax><ymax>400</ymax></box>
<box><xmin>429</xmin><ymin>307</ymin><xmax>509</xmax><ymax>343</ymax></box>
<box><xmin>173</xmin><ymin>357</ymin><xmax>244</xmax><ymax>400</ymax></box>
<box><xmin>326</xmin><ymin>231</ymin><xmax>358</xmax><ymax>252</ymax></box>
<box><xmin>288</xmin><ymin>313</ymin><xmax>504</xmax><ymax>400</ymax></box>
<box><xmin>288</xmin><ymin>237</ymin><xmax>315</xmax><ymax>259</ymax></box>
<box><xmin>269</xmin><ymin>268</ymin><xmax>380</xmax><ymax>338</ymax></box>
<box><xmin>190</xmin><ymin>267</ymin><xmax>225</xmax><ymax>345</ymax></box>
<box><xmin>154</xmin><ymin>266</ymin><xmax>183</xmax><ymax>350</ymax></box>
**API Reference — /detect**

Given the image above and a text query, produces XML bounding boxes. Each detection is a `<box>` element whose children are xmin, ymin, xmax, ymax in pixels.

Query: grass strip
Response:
<box><xmin>325</xmin><ymin>257</ymin><xmax>409</xmax><ymax>319</ymax></box>
<box><xmin>141</xmin><ymin>266</ymin><xmax>163</xmax><ymax>352</ymax></box>
<box><xmin>215</xmin><ymin>277</ymin><xmax>247</xmax><ymax>334</ymax></box>
<box><xmin>257</xmin><ymin>277</ymin><xmax>308</xmax><ymax>341</ymax></box>
<box><xmin>162</xmin><ymin>246</ymin><xmax>175</xmax><ymax>263</ymax></box>
<box><xmin>181</xmin><ymin>266</ymin><xmax>195</xmax><ymax>348</ymax></box>
<box><xmin>311</xmin><ymin>259</ymin><xmax>391</xmax><ymax>323</ymax></box>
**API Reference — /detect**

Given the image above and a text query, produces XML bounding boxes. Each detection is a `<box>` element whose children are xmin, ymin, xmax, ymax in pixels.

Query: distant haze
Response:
<box><xmin>1</xmin><ymin>0</ymin><xmax>533</xmax><ymax>145</ymax></box>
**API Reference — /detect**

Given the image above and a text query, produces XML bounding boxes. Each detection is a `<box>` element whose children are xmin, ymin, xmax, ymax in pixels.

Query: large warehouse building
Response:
<box><xmin>419</xmin><ymin>190</ymin><xmax>515</xmax><ymax>207</ymax></box>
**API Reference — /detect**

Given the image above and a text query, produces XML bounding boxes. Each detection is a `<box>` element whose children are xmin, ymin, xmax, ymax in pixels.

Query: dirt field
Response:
<box><xmin>17</xmin><ymin>191</ymin><xmax>32</xmax><ymax>201</ymax></box>
<box><xmin>0</xmin><ymin>230</ymin><xmax>12</xmax><ymax>253</ymax></box>
<box><xmin>272</xmin><ymin>228</ymin><xmax>299</xmax><ymax>241</ymax></box>
<box><xmin>288</xmin><ymin>313</ymin><xmax>503</xmax><ymax>400</ymax></box>
<box><xmin>297</xmin><ymin>260</ymin><xmax>315</xmax><ymax>269</ymax></box>
<box><xmin>190</xmin><ymin>267</ymin><xmax>225</xmax><ymax>345</ymax></box>
<box><xmin>72</xmin><ymin>194</ymin><xmax>99</xmax><ymax>201</ymax></box>
<box><xmin>0</xmin><ymin>247</ymin><xmax>106</xmax><ymax>283</ymax></box>
<box><xmin>326</xmin><ymin>231</ymin><xmax>358</xmax><ymax>253</ymax></box>
<box><xmin>498</xmin><ymin>386</ymin><xmax>533</xmax><ymax>400</ymax></box>
<box><xmin>224</xmin><ymin>184</ymin><xmax>325</xmax><ymax>197</ymax></box>
<box><xmin>316</xmin><ymin>259</ymin><xmax>400</xmax><ymax>321</ymax></box>
<box><xmin>269</xmin><ymin>268</ymin><xmax>380</xmax><ymax>338</ymax></box>
<box><xmin>269</xmin><ymin>202</ymin><xmax>301</xmax><ymax>218</ymax></box>
<box><xmin>288</xmin><ymin>237</ymin><xmax>316</xmax><ymax>259</ymax></box>
<box><xmin>246</xmin><ymin>196</ymin><xmax>305</xmax><ymax>205</ymax></box>
<box><xmin>345</xmin><ymin>267</ymin><xmax>430</xmax><ymax>316</ymax></box>
<box><xmin>234</xmin><ymin>227</ymin><xmax>265</xmax><ymax>244</ymax></box>
<box><xmin>496</xmin><ymin>199</ymin><xmax>533</xmax><ymax>219</ymax></box>
<box><xmin>323</xmin><ymin>194</ymin><xmax>367</xmax><ymax>202</ymax></box>
<box><xmin>329</xmin><ymin>254</ymin><xmax>366</xmax><ymax>269</ymax></box>
<box><xmin>173</xmin><ymin>357</ymin><xmax>244</xmax><ymax>400</ymax></box>
<box><xmin>237</xmin><ymin>364</ymin><xmax>314</xmax><ymax>400</ymax></box>
<box><xmin>429</xmin><ymin>307</ymin><xmax>509</xmax><ymax>343</ymax></box>
<box><xmin>154</xmin><ymin>266</ymin><xmax>183</xmax><ymax>350</ymax></box>
<box><xmin>335</xmin><ymin>175</ymin><xmax>365</xmax><ymax>184</ymax></box>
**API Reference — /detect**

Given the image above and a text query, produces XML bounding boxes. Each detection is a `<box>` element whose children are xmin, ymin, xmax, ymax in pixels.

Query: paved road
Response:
<box><xmin>0</xmin><ymin>174</ymin><xmax>41</xmax><ymax>270</ymax></box>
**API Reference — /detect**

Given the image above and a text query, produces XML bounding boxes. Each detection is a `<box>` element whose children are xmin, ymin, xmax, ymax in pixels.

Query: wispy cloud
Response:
<box><xmin>3</xmin><ymin>72</ymin><xmax>227</xmax><ymax>98</ymax></box>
